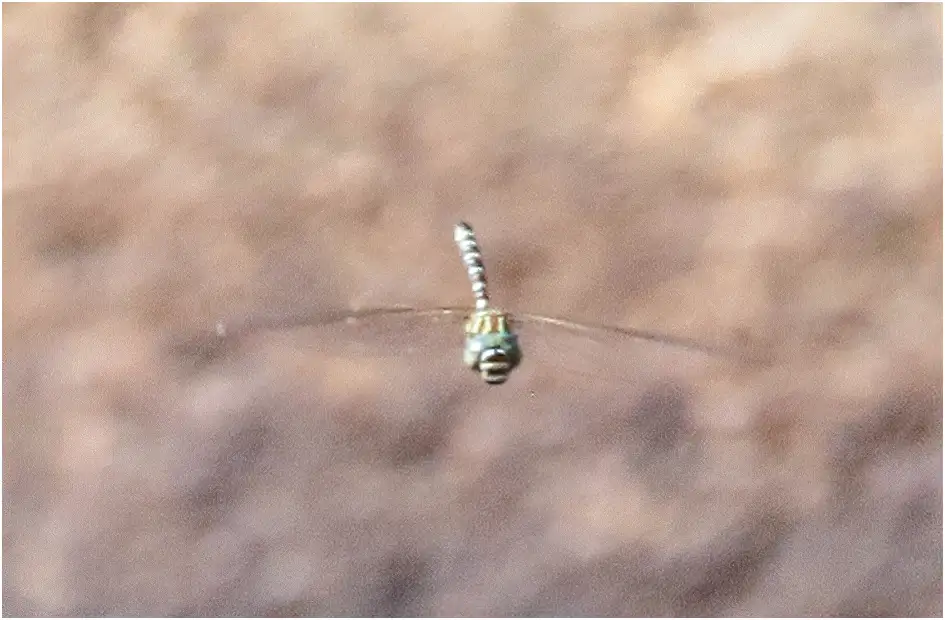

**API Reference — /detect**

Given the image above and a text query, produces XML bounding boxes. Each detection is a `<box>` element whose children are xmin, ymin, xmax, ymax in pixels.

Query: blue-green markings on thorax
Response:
<box><xmin>462</xmin><ymin>308</ymin><xmax>522</xmax><ymax>385</ymax></box>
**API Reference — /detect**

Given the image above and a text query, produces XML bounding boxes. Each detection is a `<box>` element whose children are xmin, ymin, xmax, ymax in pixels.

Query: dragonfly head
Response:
<box><xmin>476</xmin><ymin>347</ymin><xmax>516</xmax><ymax>384</ymax></box>
<box><xmin>463</xmin><ymin>331</ymin><xmax>522</xmax><ymax>385</ymax></box>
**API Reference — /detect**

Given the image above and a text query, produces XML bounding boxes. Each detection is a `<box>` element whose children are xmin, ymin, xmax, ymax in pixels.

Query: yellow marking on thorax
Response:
<box><xmin>465</xmin><ymin>310</ymin><xmax>512</xmax><ymax>336</ymax></box>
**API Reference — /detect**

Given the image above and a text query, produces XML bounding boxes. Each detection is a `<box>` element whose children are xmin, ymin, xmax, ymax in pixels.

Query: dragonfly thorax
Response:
<box><xmin>462</xmin><ymin>309</ymin><xmax>522</xmax><ymax>384</ymax></box>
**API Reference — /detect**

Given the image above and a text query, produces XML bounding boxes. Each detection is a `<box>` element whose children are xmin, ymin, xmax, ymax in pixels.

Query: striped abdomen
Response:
<box><xmin>453</xmin><ymin>221</ymin><xmax>490</xmax><ymax>310</ymax></box>
<box><xmin>454</xmin><ymin>222</ymin><xmax>521</xmax><ymax>383</ymax></box>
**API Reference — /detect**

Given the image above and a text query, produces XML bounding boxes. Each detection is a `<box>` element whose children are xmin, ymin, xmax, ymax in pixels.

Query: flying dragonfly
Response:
<box><xmin>213</xmin><ymin>222</ymin><xmax>735</xmax><ymax>385</ymax></box>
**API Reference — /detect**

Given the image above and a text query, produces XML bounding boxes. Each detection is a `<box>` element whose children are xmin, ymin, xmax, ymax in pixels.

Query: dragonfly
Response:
<box><xmin>213</xmin><ymin>222</ymin><xmax>732</xmax><ymax>385</ymax></box>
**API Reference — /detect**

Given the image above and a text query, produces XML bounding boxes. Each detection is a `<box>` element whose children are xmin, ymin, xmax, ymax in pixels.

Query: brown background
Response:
<box><xmin>3</xmin><ymin>4</ymin><xmax>942</xmax><ymax>616</ymax></box>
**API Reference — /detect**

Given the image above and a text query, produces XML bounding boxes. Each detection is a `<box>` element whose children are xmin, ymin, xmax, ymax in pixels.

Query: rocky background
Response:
<box><xmin>3</xmin><ymin>4</ymin><xmax>941</xmax><ymax>616</ymax></box>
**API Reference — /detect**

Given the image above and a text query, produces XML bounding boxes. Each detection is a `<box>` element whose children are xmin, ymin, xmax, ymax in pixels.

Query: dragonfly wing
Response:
<box><xmin>197</xmin><ymin>306</ymin><xmax>488</xmax><ymax>422</ymax></box>
<box><xmin>188</xmin><ymin>305</ymin><xmax>746</xmax><ymax>448</ymax></box>
<box><xmin>515</xmin><ymin>313</ymin><xmax>770</xmax><ymax>369</ymax></box>
<box><xmin>515</xmin><ymin>313</ymin><xmax>723</xmax><ymax>355</ymax></box>
<box><xmin>190</xmin><ymin>302</ymin><xmax>743</xmax><ymax>431</ymax></box>
<box><xmin>203</xmin><ymin>306</ymin><xmax>729</xmax><ymax>389</ymax></box>
<box><xmin>169</xmin><ymin>303</ymin><xmax>760</xmax><ymax>579</ymax></box>
<box><xmin>172</xmin><ymin>306</ymin><xmax>470</xmax><ymax>376</ymax></box>
<box><xmin>507</xmin><ymin>313</ymin><xmax>724</xmax><ymax>387</ymax></box>
<box><xmin>214</xmin><ymin>306</ymin><xmax>470</xmax><ymax>340</ymax></box>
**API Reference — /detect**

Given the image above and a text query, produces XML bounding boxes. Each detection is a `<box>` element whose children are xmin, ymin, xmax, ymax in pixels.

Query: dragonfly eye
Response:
<box><xmin>478</xmin><ymin>347</ymin><xmax>512</xmax><ymax>384</ymax></box>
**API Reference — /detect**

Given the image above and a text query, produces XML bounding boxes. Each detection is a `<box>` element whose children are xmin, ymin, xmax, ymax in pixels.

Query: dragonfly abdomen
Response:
<box><xmin>453</xmin><ymin>221</ymin><xmax>491</xmax><ymax>311</ymax></box>
<box><xmin>454</xmin><ymin>222</ymin><xmax>523</xmax><ymax>384</ymax></box>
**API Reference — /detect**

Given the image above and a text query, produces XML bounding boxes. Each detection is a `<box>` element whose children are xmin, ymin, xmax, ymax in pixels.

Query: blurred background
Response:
<box><xmin>3</xmin><ymin>4</ymin><xmax>941</xmax><ymax>616</ymax></box>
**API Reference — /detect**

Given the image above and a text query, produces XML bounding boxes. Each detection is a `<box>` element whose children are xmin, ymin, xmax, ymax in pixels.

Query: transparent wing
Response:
<box><xmin>213</xmin><ymin>306</ymin><xmax>470</xmax><ymax>340</ymax></box>
<box><xmin>185</xmin><ymin>303</ymin><xmax>749</xmax><ymax>430</ymax></box>
<box><xmin>212</xmin><ymin>305</ymin><xmax>725</xmax><ymax>355</ymax></box>
<box><xmin>203</xmin><ymin>305</ymin><xmax>735</xmax><ymax>391</ymax></box>
<box><xmin>512</xmin><ymin>313</ymin><xmax>726</xmax><ymax>357</ymax></box>
<box><xmin>165</xmin><ymin>304</ymin><xmax>763</xmax><ymax>615</ymax></box>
